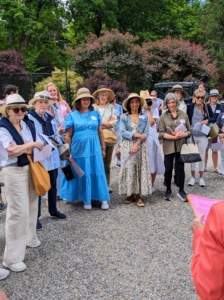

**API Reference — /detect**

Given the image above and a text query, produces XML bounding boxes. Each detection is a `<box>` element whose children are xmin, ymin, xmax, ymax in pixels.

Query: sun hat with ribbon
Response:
<box><xmin>122</xmin><ymin>93</ymin><xmax>146</xmax><ymax>111</ymax></box>
<box><xmin>140</xmin><ymin>90</ymin><xmax>156</xmax><ymax>100</ymax></box>
<box><xmin>92</xmin><ymin>85</ymin><xmax>115</xmax><ymax>102</ymax></box>
<box><xmin>0</xmin><ymin>94</ymin><xmax>33</xmax><ymax>114</ymax></box>
<box><xmin>166</xmin><ymin>84</ymin><xmax>188</xmax><ymax>98</ymax></box>
<box><xmin>29</xmin><ymin>91</ymin><xmax>54</xmax><ymax>106</ymax></box>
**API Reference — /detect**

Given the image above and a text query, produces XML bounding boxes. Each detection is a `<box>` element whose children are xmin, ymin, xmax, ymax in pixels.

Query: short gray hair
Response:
<box><xmin>163</xmin><ymin>93</ymin><xmax>179</xmax><ymax>109</ymax></box>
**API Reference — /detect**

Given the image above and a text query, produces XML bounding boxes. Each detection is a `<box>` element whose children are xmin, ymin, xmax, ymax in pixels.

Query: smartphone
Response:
<box><xmin>49</xmin><ymin>137</ymin><xmax>59</xmax><ymax>145</ymax></box>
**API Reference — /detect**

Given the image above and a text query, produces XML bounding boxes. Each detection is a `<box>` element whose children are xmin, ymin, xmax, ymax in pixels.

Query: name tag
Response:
<box><xmin>180</xmin><ymin>119</ymin><xmax>186</xmax><ymax>124</ymax></box>
<box><xmin>61</xmin><ymin>106</ymin><xmax>67</xmax><ymax>111</ymax></box>
<box><xmin>222</xmin><ymin>116</ymin><xmax>224</xmax><ymax>119</ymax></box>
<box><xmin>139</xmin><ymin>115</ymin><xmax>145</xmax><ymax>119</ymax></box>
<box><xmin>91</xmin><ymin>116</ymin><xmax>97</xmax><ymax>120</ymax></box>
<box><xmin>216</xmin><ymin>110</ymin><xmax>221</xmax><ymax>113</ymax></box>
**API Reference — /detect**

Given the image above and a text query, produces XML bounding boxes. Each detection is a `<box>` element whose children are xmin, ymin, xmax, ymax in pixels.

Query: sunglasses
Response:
<box><xmin>211</xmin><ymin>95</ymin><xmax>218</xmax><ymax>97</ymax></box>
<box><xmin>37</xmin><ymin>95</ymin><xmax>51</xmax><ymax>100</ymax></box>
<box><xmin>195</xmin><ymin>96</ymin><xmax>205</xmax><ymax>100</ymax></box>
<box><xmin>10</xmin><ymin>107</ymin><xmax>27</xmax><ymax>113</ymax></box>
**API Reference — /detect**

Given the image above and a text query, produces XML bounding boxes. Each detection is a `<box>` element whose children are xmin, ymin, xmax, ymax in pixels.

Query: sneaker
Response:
<box><xmin>177</xmin><ymin>190</ymin><xmax>187</xmax><ymax>202</ymax></box>
<box><xmin>0</xmin><ymin>268</ymin><xmax>10</xmax><ymax>280</ymax></box>
<box><xmin>151</xmin><ymin>186</ymin><xmax>156</xmax><ymax>194</ymax></box>
<box><xmin>101</xmin><ymin>201</ymin><xmax>109</xmax><ymax>210</ymax></box>
<box><xmin>50</xmin><ymin>211</ymin><xmax>67</xmax><ymax>220</ymax></box>
<box><xmin>3</xmin><ymin>261</ymin><xmax>26</xmax><ymax>272</ymax></box>
<box><xmin>27</xmin><ymin>240</ymin><xmax>41</xmax><ymax>248</ymax></box>
<box><xmin>116</xmin><ymin>163</ymin><xmax>121</xmax><ymax>168</ymax></box>
<box><xmin>164</xmin><ymin>190</ymin><xmax>172</xmax><ymax>201</ymax></box>
<box><xmin>188</xmin><ymin>177</ymin><xmax>196</xmax><ymax>186</ymax></box>
<box><xmin>199</xmin><ymin>177</ymin><xmax>205</xmax><ymax>187</ymax></box>
<box><xmin>0</xmin><ymin>203</ymin><xmax>4</xmax><ymax>213</ymax></box>
<box><xmin>84</xmin><ymin>204</ymin><xmax>92</xmax><ymax>210</ymax></box>
<box><xmin>109</xmin><ymin>188</ymin><xmax>113</xmax><ymax>193</ymax></box>
<box><xmin>36</xmin><ymin>219</ymin><xmax>42</xmax><ymax>231</ymax></box>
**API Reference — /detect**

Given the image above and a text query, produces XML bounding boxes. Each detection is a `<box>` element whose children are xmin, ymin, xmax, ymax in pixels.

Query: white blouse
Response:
<box><xmin>0</xmin><ymin>120</ymin><xmax>37</xmax><ymax>166</ymax></box>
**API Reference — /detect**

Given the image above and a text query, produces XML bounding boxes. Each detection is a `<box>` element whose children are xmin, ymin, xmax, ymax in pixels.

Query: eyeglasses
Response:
<box><xmin>10</xmin><ymin>107</ymin><xmax>27</xmax><ymax>113</ymax></box>
<box><xmin>36</xmin><ymin>95</ymin><xmax>51</xmax><ymax>100</ymax></box>
<box><xmin>195</xmin><ymin>96</ymin><xmax>205</xmax><ymax>100</ymax></box>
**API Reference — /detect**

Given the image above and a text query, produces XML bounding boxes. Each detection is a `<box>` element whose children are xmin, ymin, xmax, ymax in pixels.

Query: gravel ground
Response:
<box><xmin>0</xmin><ymin>150</ymin><xmax>223</xmax><ymax>300</ymax></box>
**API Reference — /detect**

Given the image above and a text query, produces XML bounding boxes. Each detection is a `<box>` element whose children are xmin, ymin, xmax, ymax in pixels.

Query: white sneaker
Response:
<box><xmin>3</xmin><ymin>261</ymin><xmax>26</xmax><ymax>272</ymax></box>
<box><xmin>188</xmin><ymin>177</ymin><xmax>196</xmax><ymax>186</ymax></box>
<box><xmin>101</xmin><ymin>201</ymin><xmax>109</xmax><ymax>210</ymax></box>
<box><xmin>0</xmin><ymin>268</ymin><xmax>10</xmax><ymax>280</ymax></box>
<box><xmin>27</xmin><ymin>240</ymin><xmax>41</xmax><ymax>248</ymax></box>
<box><xmin>199</xmin><ymin>177</ymin><xmax>205</xmax><ymax>187</ymax></box>
<box><xmin>151</xmin><ymin>186</ymin><xmax>156</xmax><ymax>194</ymax></box>
<box><xmin>84</xmin><ymin>204</ymin><xmax>92</xmax><ymax>210</ymax></box>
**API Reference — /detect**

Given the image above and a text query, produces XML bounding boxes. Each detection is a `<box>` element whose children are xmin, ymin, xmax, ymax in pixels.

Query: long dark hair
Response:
<box><xmin>126</xmin><ymin>98</ymin><xmax>141</xmax><ymax>114</ymax></box>
<box><xmin>74</xmin><ymin>99</ymin><xmax>94</xmax><ymax>111</ymax></box>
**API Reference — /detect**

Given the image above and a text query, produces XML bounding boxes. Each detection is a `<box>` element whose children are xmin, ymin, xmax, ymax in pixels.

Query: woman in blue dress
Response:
<box><xmin>60</xmin><ymin>88</ymin><xmax>110</xmax><ymax>210</ymax></box>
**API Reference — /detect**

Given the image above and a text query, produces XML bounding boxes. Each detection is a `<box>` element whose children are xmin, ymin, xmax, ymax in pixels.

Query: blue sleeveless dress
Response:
<box><xmin>60</xmin><ymin>110</ymin><xmax>110</xmax><ymax>204</ymax></box>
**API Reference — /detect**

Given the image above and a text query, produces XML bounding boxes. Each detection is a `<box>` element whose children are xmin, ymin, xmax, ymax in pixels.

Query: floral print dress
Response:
<box><xmin>119</xmin><ymin>121</ymin><xmax>151</xmax><ymax>196</ymax></box>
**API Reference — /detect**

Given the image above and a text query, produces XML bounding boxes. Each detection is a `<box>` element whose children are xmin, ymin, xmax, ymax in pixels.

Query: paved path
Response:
<box><xmin>0</xmin><ymin>151</ymin><xmax>223</xmax><ymax>299</ymax></box>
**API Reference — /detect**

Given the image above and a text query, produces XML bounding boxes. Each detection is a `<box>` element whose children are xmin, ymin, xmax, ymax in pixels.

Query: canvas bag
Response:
<box><xmin>205</xmin><ymin>105</ymin><xmax>219</xmax><ymax>138</ymax></box>
<box><xmin>58</xmin><ymin>142</ymin><xmax>70</xmax><ymax>160</ymax></box>
<box><xmin>27</xmin><ymin>154</ymin><xmax>51</xmax><ymax>196</ymax></box>
<box><xmin>179</xmin><ymin>137</ymin><xmax>202</xmax><ymax>163</ymax></box>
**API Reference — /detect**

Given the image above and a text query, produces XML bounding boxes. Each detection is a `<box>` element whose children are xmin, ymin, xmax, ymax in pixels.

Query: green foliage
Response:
<box><xmin>199</xmin><ymin>0</ymin><xmax>224</xmax><ymax>70</ymax></box>
<box><xmin>35</xmin><ymin>67</ymin><xmax>83</xmax><ymax>104</ymax></box>
<box><xmin>68</xmin><ymin>30</ymin><xmax>218</xmax><ymax>92</ymax></box>
<box><xmin>0</xmin><ymin>0</ymin><xmax>70</xmax><ymax>72</ymax></box>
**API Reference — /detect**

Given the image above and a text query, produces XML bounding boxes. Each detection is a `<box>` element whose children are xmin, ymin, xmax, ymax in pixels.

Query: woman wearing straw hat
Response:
<box><xmin>0</xmin><ymin>94</ymin><xmax>43</xmax><ymax>272</ymax></box>
<box><xmin>204</xmin><ymin>89</ymin><xmax>223</xmax><ymax>174</ymax></box>
<box><xmin>119</xmin><ymin>93</ymin><xmax>151</xmax><ymax>207</ymax></box>
<box><xmin>167</xmin><ymin>84</ymin><xmax>187</xmax><ymax>113</ymax></box>
<box><xmin>93</xmin><ymin>86</ymin><xmax>117</xmax><ymax>192</ymax></box>
<box><xmin>141</xmin><ymin>90</ymin><xmax>165</xmax><ymax>193</ymax></box>
<box><xmin>28</xmin><ymin>91</ymin><xmax>67</xmax><ymax>230</ymax></box>
<box><xmin>60</xmin><ymin>88</ymin><xmax>110</xmax><ymax>210</ymax></box>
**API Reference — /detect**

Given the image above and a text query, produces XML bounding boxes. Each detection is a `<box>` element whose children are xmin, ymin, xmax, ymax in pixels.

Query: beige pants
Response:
<box><xmin>2</xmin><ymin>165</ymin><xmax>39</xmax><ymax>264</ymax></box>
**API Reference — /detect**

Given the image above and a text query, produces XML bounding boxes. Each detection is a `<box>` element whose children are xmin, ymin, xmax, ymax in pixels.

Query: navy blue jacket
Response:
<box><xmin>207</xmin><ymin>103</ymin><xmax>223</xmax><ymax>121</ymax></box>
<box><xmin>187</xmin><ymin>103</ymin><xmax>216</xmax><ymax>125</ymax></box>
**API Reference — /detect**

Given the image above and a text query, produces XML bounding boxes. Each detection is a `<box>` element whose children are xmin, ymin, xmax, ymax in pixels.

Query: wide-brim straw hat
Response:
<box><xmin>209</xmin><ymin>89</ymin><xmax>220</xmax><ymax>98</ymax></box>
<box><xmin>167</xmin><ymin>84</ymin><xmax>188</xmax><ymax>98</ymax></box>
<box><xmin>92</xmin><ymin>85</ymin><xmax>115</xmax><ymax>102</ymax></box>
<box><xmin>0</xmin><ymin>94</ymin><xmax>32</xmax><ymax>114</ymax></box>
<box><xmin>74</xmin><ymin>87</ymin><xmax>95</xmax><ymax>102</ymax></box>
<box><xmin>140</xmin><ymin>90</ymin><xmax>156</xmax><ymax>100</ymax></box>
<box><xmin>29</xmin><ymin>91</ymin><xmax>54</xmax><ymax>106</ymax></box>
<box><xmin>122</xmin><ymin>93</ymin><xmax>146</xmax><ymax>111</ymax></box>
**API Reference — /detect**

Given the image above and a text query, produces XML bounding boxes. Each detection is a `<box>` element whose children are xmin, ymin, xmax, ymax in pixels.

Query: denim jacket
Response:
<box><xmin>28</xmin><ymin>113</ymin><xmax>62</xmax><ymax>171</ymax></box>
<box><xmin>120</xmin><ymin>112</ymin><xmax>149</xmax><ymax>140</ymax></box>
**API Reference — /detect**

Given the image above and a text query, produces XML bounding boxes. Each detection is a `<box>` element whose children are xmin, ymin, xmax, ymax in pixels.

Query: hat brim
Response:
<box><xmin>0</xmin><ymin>103</ymin><xmax>33</xmax><ymax>114</ymax></box>
<box><xmin>166</xmin><ymin>88</ymin><xmax>188</xmax><ymax>98</ymax></box>
<box><xmin>29</xmin><ymin>97</ymin><xmax>54</xmax><ymax>106</ymax></box>
<box><xmin>74</xmin><ymin>93</ymin><xmax>95</xmax><ymax>103</ymax></box>
<box><xmin>92</xmin><ymin>88</ymin><xmax>115</xmax><ymax>102</ymax></box>
<box><xmin>122</xmin><ymin>95</ymin><xmax>146</xmax><ymax>111</ymax></box>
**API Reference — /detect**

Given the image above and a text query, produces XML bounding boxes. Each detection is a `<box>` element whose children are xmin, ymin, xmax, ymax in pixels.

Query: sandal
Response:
<box><xmin>214</xmin><ymin>168</ymin><xmax>222</xmax><ymax>175</ymax></box>
<box><xmin>136</xmin><ymin>198</ymin><xmax>145</xmax><ymax>207</ymax></box>
<box><xmin>124</xmin><ymin>194</ymin><xmax>135</xmax><ymax>204</ymax></box>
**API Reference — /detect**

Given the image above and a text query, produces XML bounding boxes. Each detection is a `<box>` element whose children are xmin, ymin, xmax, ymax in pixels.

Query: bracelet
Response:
<box><xmin>101</xmin><ymin>147</ymin><xmax>106</xmax><ymax>150</ymax></box>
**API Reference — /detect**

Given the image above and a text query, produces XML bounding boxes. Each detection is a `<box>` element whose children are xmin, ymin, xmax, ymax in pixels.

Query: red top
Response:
<box><xmin>191</xmin><ymin>202</ymin><xmax>224</xmax><ymax>300</ymax></box>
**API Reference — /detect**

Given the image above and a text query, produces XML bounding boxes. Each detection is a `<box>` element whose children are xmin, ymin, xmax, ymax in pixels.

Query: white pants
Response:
<box><xmin>190</xmin><ymin>136</ymin><xmax>208</xmax><ymax>172</ymax></box>
<box><xmin>220</xmin><ymin>150</ymin><xmax>224</xmax><ymax>174</ymax></box>
<box><xmin>2</xmin><ymin>165</ymin><xmax>39</xmax><ymax>264</ymax></box>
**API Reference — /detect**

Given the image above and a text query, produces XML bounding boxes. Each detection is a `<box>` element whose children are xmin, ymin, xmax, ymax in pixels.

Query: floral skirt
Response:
<box><xmin>119</xmin><ymin>140</ymin><xmax>151</xmax><ymax>196</ymax></box>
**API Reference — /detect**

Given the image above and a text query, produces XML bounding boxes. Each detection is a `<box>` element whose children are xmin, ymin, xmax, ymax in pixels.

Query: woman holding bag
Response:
<box><xmin>28</xmin><ymin>91</ymin><xmax>67</xmax><ymax>231</ymax></box>
<box><xmin>159</xmin><ymin>93</ymin><xmax>191</xmax><ymax>202</ymax></box>
<box><xmin>0</xmin><ymin>94</ymin><xmax>43</xmax><ymax>272</ymax></box>
<box><xmin>187</xmin><ymin>89</ymin><xmax>216</xmax><ymax>187</ymax></box>
<box><xmin>93</xmin><ymin>86</ymin><xmax>117</xmax><ymax>192</ymax></box>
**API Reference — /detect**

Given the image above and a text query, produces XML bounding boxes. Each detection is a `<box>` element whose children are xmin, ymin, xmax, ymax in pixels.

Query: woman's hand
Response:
<box><xmin>190</xmin><ymin>214</ymin><xmax>204</xmax><ymax>232</ymax></box>
<box><xmin>130</xmin><ymin>143</ymin><xmax>138</xmax><ymax>153</ymax></box>
<box><xmin>58</xmin><ymin>125</ymin><xmax>64</xmax><ymax>134</ymax></box>
<box><xmin>173</xmin><ymin>131</ymin><xmax>185</xmax><ymax>140</ymax></box>
<box><xmin>32</xmin><ymin>142</ymin><xmax>44</xmax><ymax>151</ymax></box>
<box><xmin>102</xmin><ymin>149</ymin><xmax>106</xmax><ymax>158</ymax></box>
<box><xmin>138</xmin><ymin>134</ymin><xmax>147</xmax><ymax>143</ymax></box>
<box><xmin>201</xmin><ymin>119</ymin><xmax>208</xmax><ymax>125</ymax></box>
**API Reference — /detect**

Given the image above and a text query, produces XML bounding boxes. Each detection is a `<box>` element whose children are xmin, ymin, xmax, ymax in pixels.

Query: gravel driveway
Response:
<box><xmin>0</xmin><ymin>151</ymin><xmax>222</xmax><ymax>300</ymax></box>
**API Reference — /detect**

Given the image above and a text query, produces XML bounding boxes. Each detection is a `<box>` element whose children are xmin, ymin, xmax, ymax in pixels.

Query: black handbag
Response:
<box><xmin>179</xmin><ymin>137</ymin><xmax>202</xmax><ymax>163</ymax></box>
<box><xmin>62</xmin><ymin>164</ymin><xmax>75</xmax><ymax>181</ymax></box>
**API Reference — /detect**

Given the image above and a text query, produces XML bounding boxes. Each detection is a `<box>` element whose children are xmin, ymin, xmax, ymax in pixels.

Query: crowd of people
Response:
<box><xmin>0</xmin><ymin>82</ymin><xmax>223</xmax><ymax>300</ymax></box>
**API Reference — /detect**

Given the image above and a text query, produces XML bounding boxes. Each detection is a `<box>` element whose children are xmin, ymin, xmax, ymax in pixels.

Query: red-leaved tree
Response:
<box><xmin>0</xmin><ymin>49</ymin><xmax>26</xmax><ymax>73</ymax></box>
